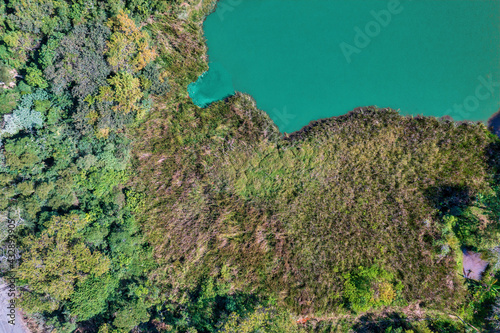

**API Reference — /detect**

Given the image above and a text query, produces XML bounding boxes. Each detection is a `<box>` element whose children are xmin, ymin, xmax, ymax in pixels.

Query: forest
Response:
<box><xmin>1</xmin><ymin>0</ymin><xmax>500</xmax><ymax>332</ymax></box>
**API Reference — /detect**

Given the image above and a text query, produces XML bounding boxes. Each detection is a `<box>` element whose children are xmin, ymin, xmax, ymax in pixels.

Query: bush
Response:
<box><xmin>0</xmin><ymin>90</ymin><xmax>49</xmax><ymax>136</ymax></box>
<box><xmin>343</xmin><ymin>265</ymin><xmax>402</xmax><ymax>313</ymax></box>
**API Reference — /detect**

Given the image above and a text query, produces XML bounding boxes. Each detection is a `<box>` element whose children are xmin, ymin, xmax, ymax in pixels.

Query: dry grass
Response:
<box><xmin>126</xmin><ymin>0</ymin><xmax>500</xmax><ymax>327</ymax></box>
<box><xmin>130</xmin><ymin>94</ymin><xmax>498</xmax><ymax>317</ymax></box>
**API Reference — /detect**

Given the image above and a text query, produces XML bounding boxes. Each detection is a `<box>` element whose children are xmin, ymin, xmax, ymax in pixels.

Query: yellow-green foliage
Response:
<box><xmin>106</xmin><ymin>10</ymin><xmax>157</xmax><ymax>73</ymax></box>
<box><xmin>342</xmin><ymin>265</ymin><xmax>401</xmax><ymax>313</ymax></box>
<box><xmin>16</xmin><ymin>214</ymin><xmax>111</xmax><ymax>312</ymax></box>
<box><xmin>103</xmin><ymin>72</ymin><xmax>143</xmax><ymax>113</ymax></box>
<box><xmin>2</xmin><ymin>32</ymin><xmax>20</xmax><ymax>48</ymax></box>
<box><xmin>25</xmin><ymin>65</ymin><xmax>48</xmax><ymax>88</ymax></box>
<box><xmin>221</xmin><ymin>306</ymin><xmax>300</xmax><ymax>333</ymax></box>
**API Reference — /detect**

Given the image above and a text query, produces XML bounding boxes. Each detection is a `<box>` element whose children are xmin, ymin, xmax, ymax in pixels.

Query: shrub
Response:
<box><xmin>220</xmin><ymin>306</ymin><xmax>300</xmax><ymax>333</ymax></box>
<box><xmin>343</xmin><ymin>265</ymin><xmax>400</xmax><ymax>313</ymax></box>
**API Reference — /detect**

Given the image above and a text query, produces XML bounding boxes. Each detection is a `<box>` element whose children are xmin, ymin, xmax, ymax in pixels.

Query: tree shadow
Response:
<box><xmin>486</xmin><ymin>110</ymin><xmax>500</xmax><ymax>187</ymax></box>
<box><xmin>485</xmin><ymin>138</ymin><xmax>500</xmax><ymax>184</ymax></box>
<box><xmin>423</xmin><ymin>185</ymin><xmax>471</xmax><ymax>217</ymax></box>
<box><xmin>487</xmin><ymin>109</ymin><xmax>500</xmax><ymax>138</ymax></box>
<box><xmin>351</xmin><ymin>312</ymin><xmax>463</xmax><ymax>333</ymax></box>
<box><xmin>351</xmin><ymin>312</ymin><xmax>412</xmax><ymax>332</ymax></box>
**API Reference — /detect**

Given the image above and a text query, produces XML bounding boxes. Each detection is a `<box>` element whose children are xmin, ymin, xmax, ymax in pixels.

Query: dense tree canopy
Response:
<box><xmin>17</xmin><ymin>214</ymin><xmax>111</xmax><ymax>312</ymax></box>
<box><xmin>0</xmin><ymin>0</ymin><xmax>167</xmax><ymax>331</ymax></box>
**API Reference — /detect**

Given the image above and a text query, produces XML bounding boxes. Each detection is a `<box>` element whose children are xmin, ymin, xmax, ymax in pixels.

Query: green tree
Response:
<box><xmin>113</xmin><ymin>300</ymin><xmax>150</xmax><ymax>331</ymax></box>
<box><xmin>16</xmin><ymin>214</ymin><xmax>111</xmax><ymax>313</ymax></box>
<box><xmin>25</xmin><ymin>66</ymin><xmax>48</xmax><ymax>88</ymax></box>
<box><xmin>69</xmin><ymin>274</ymin><xmax>119</xmax><ymax>322</ymax></box>
<box><xmin>98</xmin><ymin>72</ymin><xmax>143</xmax><ymax>114</ymax></box>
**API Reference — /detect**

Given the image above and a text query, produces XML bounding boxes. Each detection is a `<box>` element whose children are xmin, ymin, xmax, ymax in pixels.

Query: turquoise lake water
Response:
<box><xmin>188</xmin><ymin>0</ymin><xmax>500</xmax><ymax>133</ymax></box>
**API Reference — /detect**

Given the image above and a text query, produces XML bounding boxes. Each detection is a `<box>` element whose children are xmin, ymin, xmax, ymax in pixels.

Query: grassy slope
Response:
<box><xmin>130</xmin><ymin>0</ymin><xmax>500</xmax><ymax>330</ymax></box>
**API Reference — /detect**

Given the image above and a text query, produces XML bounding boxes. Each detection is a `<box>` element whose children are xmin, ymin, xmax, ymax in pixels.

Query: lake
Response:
<box><xmin>188</xmin><ymin>0</ymin><xmax>500</xmax><ymax>133</ymax></box>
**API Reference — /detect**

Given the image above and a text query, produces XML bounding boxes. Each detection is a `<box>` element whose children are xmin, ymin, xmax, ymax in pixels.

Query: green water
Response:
<box><xmin>188</xmin><ymin>0</ymin><xmax>500</xmax><ymax>133</ymax></box>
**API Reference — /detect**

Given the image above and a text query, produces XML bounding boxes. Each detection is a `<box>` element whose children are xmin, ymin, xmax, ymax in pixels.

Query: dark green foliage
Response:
<box><xmin>124</xmin><ymin>0</ymin><xmax>170</xmax><ymax>21</ymax></box>
<box><xmin>38</xmin><ymin>34</ymin><xmax>64</xmax><ymax>70</ymax></box>
<box><xmin>6</xmin><ymin>0</ymin><xmax>70</xmax><ymax>34</ymax></box>
<box><xmin>488</xmin><ymin>293</ymin><xmax>500</xmax><ymax>331</ymax></box>
<box><xmin>141</xmin><ymin>62</ymin><xmax>169</xmax><ymax>96</ymax></box>
<box><xmin>45</xmin><ymin>24</ymin><xmax>111</xmax><ymax>98</ymax></box>
<box><xmin>157</xmin><ymin>275</ymin><xmax>262</xmax><ymax>333</ymax></box>
<box><xmin>113</xmin><ymin>300</ymin><xmax>150</xmax><ymax>330</ymax></box>
<box><xmin>449</xmin><ymin>186</ymin><xmax>500</xmax><ymax>251</ymax></box>
<box><xmin>349</xmin><ymin>312</ymin><xmax>466</xmax><ymax>333</ymax></box>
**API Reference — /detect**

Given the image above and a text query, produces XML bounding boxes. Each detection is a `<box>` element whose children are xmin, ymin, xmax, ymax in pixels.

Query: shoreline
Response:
<box><xmin>191</xmin><ymin>0</ymin><xmax>500</xmax><ymax>139</ymax></box>
<box><xmin>229</xmin><ymin>92</ymin><xmax>491</xmax><ymax>141</ymax></box>
<box><xmin>488</xmin><ymin>109</ymin><xmax>500</xmax><ymax>136</ymax></box>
